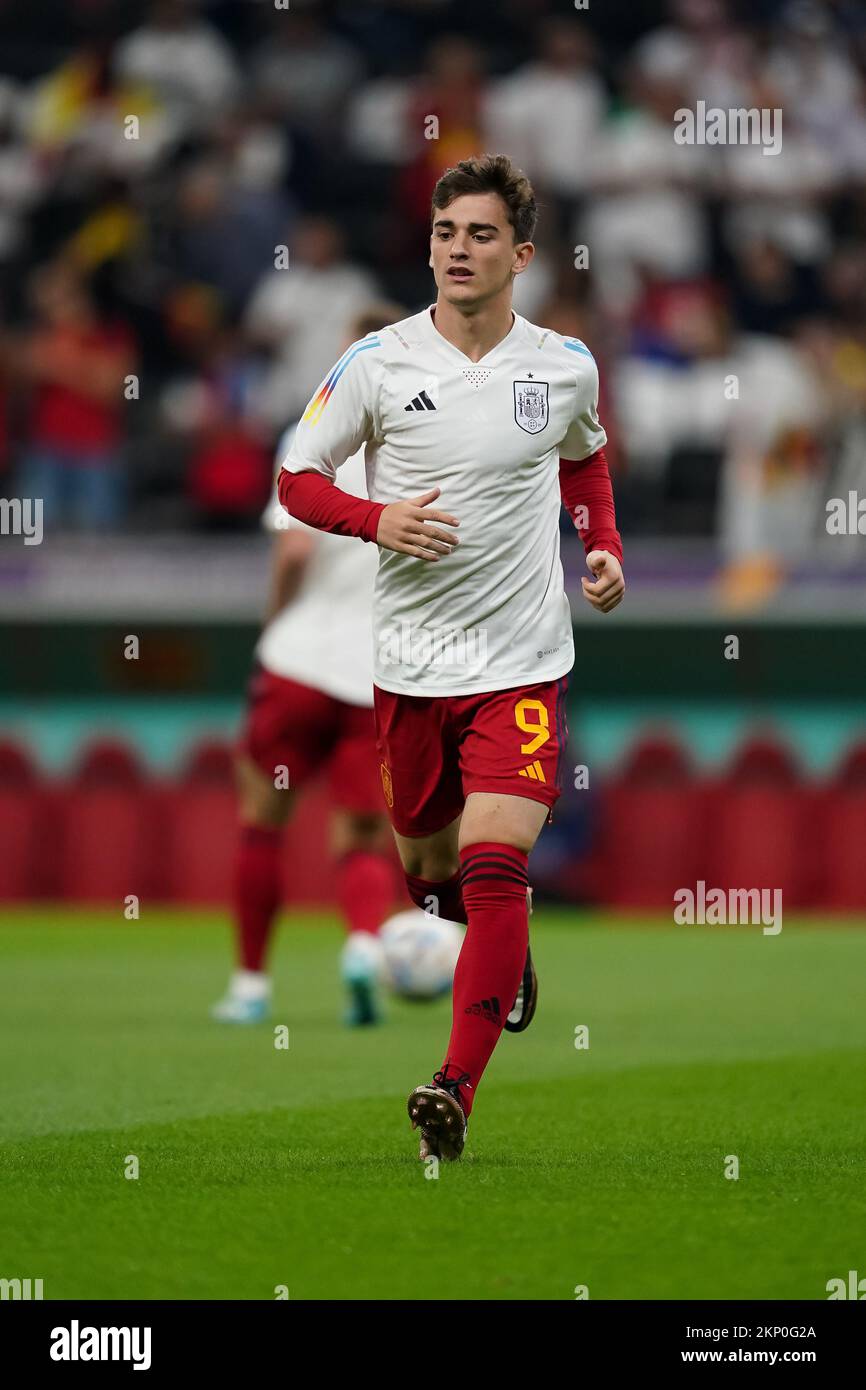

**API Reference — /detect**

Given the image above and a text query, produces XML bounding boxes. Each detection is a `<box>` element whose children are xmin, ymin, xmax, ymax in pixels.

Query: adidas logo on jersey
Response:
<box><xmin>404</xmin><ymin>390</ymin><xmax>437</xmax><ymax>412</ymax></box>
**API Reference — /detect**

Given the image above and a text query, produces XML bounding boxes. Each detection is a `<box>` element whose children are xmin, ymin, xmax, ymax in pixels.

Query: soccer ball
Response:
<box><xmin>379</xmin><ymin>910</ymin><xmax>463</xmax><ymax>1001</ymax></box>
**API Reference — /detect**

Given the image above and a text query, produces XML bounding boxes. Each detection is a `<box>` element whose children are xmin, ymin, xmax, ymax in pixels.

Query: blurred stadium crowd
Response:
<box><xmin>0</xmin><ymin>0</ymin><xmax>864</xmax><ymax>562</ymax></box>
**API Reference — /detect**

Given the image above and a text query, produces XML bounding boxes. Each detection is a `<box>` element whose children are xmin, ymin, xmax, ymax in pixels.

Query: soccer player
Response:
<box><xmin>279</xmin><ymin>154</ymin><xmax>624</xmax><ymax>1159</ymax></box>
<box><xmin>212</xmin><ymin>306</ymin><xmax>407</xmax><ymax>1027</ymax></box>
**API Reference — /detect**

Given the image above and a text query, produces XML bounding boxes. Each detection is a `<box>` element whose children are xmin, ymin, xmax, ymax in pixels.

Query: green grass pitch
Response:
<box><xmin>1</xmin><ymin>908</ymin><xmax>865</xmax><ymax>1300</ymax></box>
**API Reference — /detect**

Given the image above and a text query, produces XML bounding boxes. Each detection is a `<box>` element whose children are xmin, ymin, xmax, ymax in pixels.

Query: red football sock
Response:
<box><xmin>404</xmin><ymin>868</ymin><xmax>468</xmax><ymax>925</ymax></box>
<box><xmin>335</xmin><ymin>848</ymin><xmax>397</xmax><ymax>934</ymax></box>
<box><xmin>440</xmin><ymin>842</ymin><xmax>529</xmax><ymax>1116</ymax></box>
<box><xmin>234</xmin><ymin>825</ymin><xmax>283</xmax><ymax>972</ymax></box>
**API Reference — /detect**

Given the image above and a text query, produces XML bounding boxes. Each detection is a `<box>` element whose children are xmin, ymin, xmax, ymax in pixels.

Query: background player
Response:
<box><xmin>211</xmin><ymin>305</ymin><xmax>407</xmax><ymax>1027</ymax></box>
<box><xmin>278</xmin><ymin>155</ymin><xmax>624</xmax><ymax>1158</ymax></box>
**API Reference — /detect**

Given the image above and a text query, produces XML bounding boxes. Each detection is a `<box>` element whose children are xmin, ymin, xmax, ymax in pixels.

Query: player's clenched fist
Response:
<box><xmin>581</xmin><ymin>549</ymin><xmax>625</xmax><ymax>613</ymax></box>
<box><xmin>376</xmin><ymin>487</ymin><xmax>460</xmax><ymax>561</ymax></box>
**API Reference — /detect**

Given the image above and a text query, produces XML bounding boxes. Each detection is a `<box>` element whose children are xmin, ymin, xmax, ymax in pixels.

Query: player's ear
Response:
<box><xmin>515</xmin><ymin>240</ymin><xmax>534</xmax><ymax>273</ymax></box>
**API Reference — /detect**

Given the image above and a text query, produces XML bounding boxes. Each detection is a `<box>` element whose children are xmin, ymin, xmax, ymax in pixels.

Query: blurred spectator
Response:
<box><xmin>390</xmin><ymin>36</ymin><xmax>490</xmax><ymax>256</ymax></box>
<box><xmin>763</xmin><ymin>0</ymin><xmax>865</xmax><ymax>159</ymax></box>
<box><xmin>157</xmin><ymin>284</ymin><xmax>271</xmax><ymax>531</ymax></box>
<box><xmin>612</xmin><ymin>274</ymin><xmax>828</xmax><ymax>568</ymax></box>
<box><xmin>9</xmin><ymin>262</ymin><xmax>136</xmax><ymax>530</ymax></box>
<box><xmin>26</xmin><ymin>37</ymin><xmax>175</xmax><ymax>177</ymax></box>
<box><xmin>795</xmin><ymin>314</ymin><xmax>866</xmax><ymax>567</ymax></box>
<box><xmin>245</xmin><ymin>215</ymin><xmax>380</xmax><ymax>429</ymax></box>
<box><xmin>113</xmin><ymin>0</ymin><xmax>240</xmax><ymax>139</ymax></box>
<box><xmin>717</xmin><ymin>329</ymin><xmax>827</xmax><ymax>560</ymax></box>
<box><xmin>0</xmin><ymin>80</ymin><xmax>43</xmax><ymax>278</ymax></box>
<box><xmin>582</xmin><ymin>63</ymin><xmax>709</xmax><ymax>314</ymax></box>
<box><xmin>250</xmin><ymin>7</ymin><xmax>364</xmax><ymax>144</ymax></box>
<box><xmin>634</xmin><ymin>0</ymin><xmax>754</xmax><ymax>110</ymax></box>
<box><xmin>212</xmin><ymin>109</ymin><xmax>294</xmax><ymax>198</ymax></box>
<box><xmin>346</xmin><ymin>74</ymin><xmax>416</xmax><ymax>168</ymax></box>
<box><xmin>614</xmin><ymin>278</ymin><xmax>734</xmax><ymax>512</ymax></box>
<box><xmin>484</xmin><ymin>19</ymin><xmax>606</xmax><ymax>235</ymax></box>
<box><xmin>729</xmin><ymin>237</ymin><xmax>825</xmax><ymax>337</ymax></box>
<box><xmin>169</xmin><ymin>155</ymin><xmax>292</xmax><ymax>318</ymax></box>
<box><xmin>719</xmin><ymin>80</ymin><xmax>839</xmax><ymax>266</ymax></box>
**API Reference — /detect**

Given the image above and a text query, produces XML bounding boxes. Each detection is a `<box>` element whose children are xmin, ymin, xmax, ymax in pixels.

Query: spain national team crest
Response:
<box><xmin>380</xmin><ymin>761</ymin><xmax>394</xmax><ymax>808</ymax></box>
<box><xmin>513</xmin><ymin>380</ymin><xmax>549</xmax><ymax>434</ymax></box>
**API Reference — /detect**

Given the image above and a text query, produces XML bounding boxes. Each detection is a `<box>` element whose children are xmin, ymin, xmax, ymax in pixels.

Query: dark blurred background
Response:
<box><xmin>0</xmin><ymin>0</ymin><xmax>864</xmax><ymax>911</ymax></box>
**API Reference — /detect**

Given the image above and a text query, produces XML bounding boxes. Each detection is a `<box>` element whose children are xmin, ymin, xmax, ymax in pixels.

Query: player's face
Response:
<box><xmin>430</xmin><ymin>193</ymin><xmax>533</xmax><ymax>308</ymax></box>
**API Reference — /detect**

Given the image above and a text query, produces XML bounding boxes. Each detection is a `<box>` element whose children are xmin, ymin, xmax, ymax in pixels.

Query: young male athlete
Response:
<box><xmin>279</xmin><ymin>154</ymin><xmax>624</xmax><ymax>1159</ymax></box>
<box><xmin>212</xmin><ymin>307</ymin><xmax>406</xmax><ymax>1028</ymax></box>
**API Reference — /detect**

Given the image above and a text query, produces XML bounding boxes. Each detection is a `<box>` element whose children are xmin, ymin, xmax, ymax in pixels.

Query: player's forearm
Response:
<box><xmin>277</xmin><ymin>468</ymin><xmax>385</xmax><ymax>543</ymax></box>
<box><xmin>264</xmin><ymin>561</ymin><xmax>304</xmax><ymax>623</ymax></box>
<box><xmin>559</xmin><ymin>448</ymin><xmax>623</xmax><ymax>564</ymax></box>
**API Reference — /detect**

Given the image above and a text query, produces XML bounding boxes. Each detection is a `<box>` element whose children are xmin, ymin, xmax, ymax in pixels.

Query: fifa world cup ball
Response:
<box><xmin>379</xmin><ymin>910</ymin><xmax>464</xmax><ymax>1000</ymax></box>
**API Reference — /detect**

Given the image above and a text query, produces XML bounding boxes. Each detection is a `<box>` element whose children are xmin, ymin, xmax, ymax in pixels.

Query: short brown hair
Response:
<box><xmin>431</xmin><ymin>153</ymin><xmax>537</xmax><ymax>244</ymax></box>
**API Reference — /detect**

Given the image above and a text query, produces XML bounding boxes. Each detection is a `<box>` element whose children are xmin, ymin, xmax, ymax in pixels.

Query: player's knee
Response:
<box><xmin>346</xmin><ymin>811</ymin><xmax>385</xmax><ymax>842</ymax></box>
<box><xmin>459</xmin><ymin>793</ymin><xmax>548</xmax><ymax>857</ymax></box>
<box><xmin>236</xmin><ymin>757</ymin><xmax>292</xmax><ymax>828</ymax></box>
<box><xmin>401</xmin><ymin>847</ymin><xmax>459</xmax><ymax>882</ymax></box>
<box><xmin>241</xmin><ymin>793</ymin><xmax>291</xmax><ymax>830</ymax></box>
<box><xmin>339</xmin><ymin>812</ymin><xmax>390</xmax><ymax>856</ymax></box>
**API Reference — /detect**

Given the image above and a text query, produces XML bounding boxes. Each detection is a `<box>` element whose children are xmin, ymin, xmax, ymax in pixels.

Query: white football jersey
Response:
<box><xmin>256</xmin><ymin>425</ymin><xmax>376</xmax><ymax>707</ymax></box>
<box><xmin>281</xmin><ymin>304</ymin><xmax>606</xmax><ymax>697</ymax></box>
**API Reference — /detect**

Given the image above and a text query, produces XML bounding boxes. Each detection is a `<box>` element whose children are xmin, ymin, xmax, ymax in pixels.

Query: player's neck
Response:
<box><xmin>430</xmin><ymin>296</ymin><xmax>515</xmax><ymax>363</ymax></box>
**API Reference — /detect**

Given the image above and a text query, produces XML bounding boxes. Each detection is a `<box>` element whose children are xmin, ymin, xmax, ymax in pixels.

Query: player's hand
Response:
<box><xmin>376</xmin><ymin>487</ymin><xmax>460</xmax><ymax>561</ymax></box>
<box><xmin>581</xmin><ymin>550</ymin><xmax>625</xmax><ymax>613</ymax></box>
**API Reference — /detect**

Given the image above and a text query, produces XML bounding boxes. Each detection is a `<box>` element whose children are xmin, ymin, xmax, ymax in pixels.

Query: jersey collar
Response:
<box><xmin>421</xmin><ymin>303</ymin><xmax>522</xmax><ymax>367</ymax></box>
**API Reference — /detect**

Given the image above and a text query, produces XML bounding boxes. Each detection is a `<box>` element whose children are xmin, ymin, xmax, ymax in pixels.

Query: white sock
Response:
<box><xmin>230</xmin><ymin>970</ymin><xmax>271</xmax><ymax>1002</ymax></box>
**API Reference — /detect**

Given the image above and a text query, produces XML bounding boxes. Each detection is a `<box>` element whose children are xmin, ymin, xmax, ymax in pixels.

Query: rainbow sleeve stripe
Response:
<box><xmin>301</xmin><ymin>335</ymin><xmax>381</xmax><ymax>426</ymax></box>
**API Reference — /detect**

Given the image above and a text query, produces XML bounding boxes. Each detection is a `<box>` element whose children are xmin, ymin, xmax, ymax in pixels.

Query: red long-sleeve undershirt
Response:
<box><xmin>559</xmin><ymin>447</ymin><xmax>623</xmax><ymax>564</ymax></box>
<box><xmin>277</xmin><ymin>447</ymin><xmax>622</xmax><ymax>563</ymax></box>
<box><xmin>277</xmin><ymin>468</ymin><xmax>385</xmax><ymax>543</ymax></box>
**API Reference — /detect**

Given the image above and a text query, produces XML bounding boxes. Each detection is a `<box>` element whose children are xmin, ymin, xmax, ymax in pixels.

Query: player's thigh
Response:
<box><xmin>372</xmin><ymin>685</ymin><xmax>464</xmax><ymax>862</ymax></box>
<box><xmin>238</xmin><ymin>666</ymin><xmax>337</xmax><ymax>800</ymax></box>
<box><xmin>457</xmin><ymin>675</ymin><xmax>571</xmax><ymax>848</ymax></box>
<box><xmin>458</xmin><ymin>790</ymin><xmax>549</xmax><ymax>855</ymax></box>
<box><xmin>235</xmin><ymin>753</ymin><xmax>295</xmax><ymax>828</ymax></box>
<box><xmin>328</xmin><ymin>701</ymin><xmax>407</xmax><ymax>858</ymax></box>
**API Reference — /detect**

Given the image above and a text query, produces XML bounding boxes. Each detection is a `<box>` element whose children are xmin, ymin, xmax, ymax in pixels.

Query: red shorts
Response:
<box><xmin>239</xmin><ymin>665</ymin><xmax>383</xmax><ymax>815</ymax></box>
<box><xmin>373</xmin><ymin>675</ymin><xmax>570</xmax><ymax>838</ymax></box>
